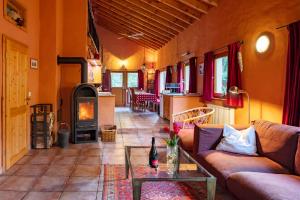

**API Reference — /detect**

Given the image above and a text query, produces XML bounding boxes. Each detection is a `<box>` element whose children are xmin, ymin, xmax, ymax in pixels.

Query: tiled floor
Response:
<box><xmin>0</xmin><ymin>107</ymin><xmax>169</xmax><ymax>200</ymax></box>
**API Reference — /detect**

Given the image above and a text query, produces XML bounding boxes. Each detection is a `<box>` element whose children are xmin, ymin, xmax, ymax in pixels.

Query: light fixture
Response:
<box><xmin>256</xmin><ymin>35</ymin><xmax>270</xmax><ymax>53</ymax></box>
<box><xmin>229</xmin><ymin>86</ymin><xmax>251</xmax><ymax>124</ymax></box>
<box><xmin>141</xmin><ymin>47</ymin><xmax>146</xmax><ymax>73</ymax></box>
<box><xmin>119</xmin><ymin>60</ymin><xmax>127</xmax><ymax>70</ymax></box>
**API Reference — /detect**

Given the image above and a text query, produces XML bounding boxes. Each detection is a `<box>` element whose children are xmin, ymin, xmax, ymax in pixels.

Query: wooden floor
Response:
<box><xmin>0</xmin><ymin>108</ymin><xmax>170</xmax><ymax>200</ymax></box>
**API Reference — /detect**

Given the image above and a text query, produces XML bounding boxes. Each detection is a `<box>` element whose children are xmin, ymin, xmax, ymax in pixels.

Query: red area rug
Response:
<box><xmin>102</xmin><ymin>165</ymin><xmax>231</xmax><ymax>200</ymax></box>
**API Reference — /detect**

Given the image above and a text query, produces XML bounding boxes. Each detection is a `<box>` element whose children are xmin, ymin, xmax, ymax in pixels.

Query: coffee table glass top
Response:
<box><xmin>125</xmin><ymin>145</ymin><xmax>214</xmax><ymax>181</ymax></box>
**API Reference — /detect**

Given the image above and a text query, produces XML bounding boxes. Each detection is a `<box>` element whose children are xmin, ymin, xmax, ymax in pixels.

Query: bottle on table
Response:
<box><xmin>149</xmin><ymin>137</ymin><xmax>158</xmax><ymax>169</ymax></box>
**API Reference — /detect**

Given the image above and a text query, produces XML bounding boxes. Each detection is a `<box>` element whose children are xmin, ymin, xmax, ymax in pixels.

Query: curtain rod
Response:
<box><xmin>276</xmin><ymin>24</ymin><xmax>288</xmax><ymax>29</ymax></box>
<box><xmin>276</xmin><ymin>19</ymin><xmax>300</xmax><ymax>29</ymax></box>
<box><xmin>213</xmin><ymin>40</ymin><xmax>244</xmax><ymax>52</ymax></box>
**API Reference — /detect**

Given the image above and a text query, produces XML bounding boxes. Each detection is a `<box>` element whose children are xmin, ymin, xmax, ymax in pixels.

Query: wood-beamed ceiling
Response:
<box><xmin>92</xmin><ymin>0</ymin><xmax>218</xmax><ymax>50</ymax></box>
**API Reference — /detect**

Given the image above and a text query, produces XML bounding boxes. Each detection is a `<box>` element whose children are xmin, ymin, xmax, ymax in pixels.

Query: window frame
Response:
<box><xmin>127</xmin><ymin>72</ymin><xmax>138</xmax><ymax>88</ymax></box>
<box><xmin>111</xmin><ymin>72</ymin><xmax>124</xmax><ymax>88</ymax></box>
<box><xmin>213</xmin><ymin>52</ymin><xmax>229</xmax><ymax>99</ymax></box>
<box><xmin>159</xmin><ymin>70</ymin><xmax>166</xmax><ymax>93</ymax></box>
<box><xmin>183</xmin><ymin>63</ymin><xmax>190</xmax><ymax>92</ymax></box>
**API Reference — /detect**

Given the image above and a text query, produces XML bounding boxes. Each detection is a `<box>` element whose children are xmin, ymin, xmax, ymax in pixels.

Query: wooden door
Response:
<box><xmin>2</xmin><ymin>36</ymin><xmax>29</xmax><ymax>169</ymax></box>
<box><xmin>111</xmin><ymin>71</ymin><xmax>126</xmax><ymax>106</ymax></box>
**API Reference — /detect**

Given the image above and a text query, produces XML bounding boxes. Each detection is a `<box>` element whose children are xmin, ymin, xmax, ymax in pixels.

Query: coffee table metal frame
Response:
<box><xmin>125</xmin><ymin>145</ymin><xmax>216</xmax><ymax>200</ymax></box>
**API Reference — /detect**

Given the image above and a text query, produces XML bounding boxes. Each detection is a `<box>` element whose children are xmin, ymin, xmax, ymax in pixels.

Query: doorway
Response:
<box><xmin>2</xmin><ymin>36</ymin><xmax>29</xmax><ymax>170</ymax></box>
<box><xmin>111</xmin><ymin>71</ymin><xmax>138</xmax><ymax>107</ymax></box>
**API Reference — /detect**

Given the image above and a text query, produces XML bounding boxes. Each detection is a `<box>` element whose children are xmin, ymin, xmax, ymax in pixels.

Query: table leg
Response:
<box><xmin>207</xmin><ymin>178</ymin><xmax>216</xmax><ymax>200</ymax></box>
<box><xmin>125</xmin><ymin>147</ymin><xmax>130</xmax><ymax>179</ymax></box>
<box><xmin>132</xmin><ymin>179</ymin><xmax>142</xmax><ymax>200</ymax></box>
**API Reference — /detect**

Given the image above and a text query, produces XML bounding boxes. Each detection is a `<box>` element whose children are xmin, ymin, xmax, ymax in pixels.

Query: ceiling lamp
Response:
<box><xmin>141</xmin><ymin>47</ymin><xmax>146</xmax><ymax>73</ymax></box>
<box><xmin>256</xmin><ymin>35</ymin><xmax>270</xmax><ymax>53</ymax></box>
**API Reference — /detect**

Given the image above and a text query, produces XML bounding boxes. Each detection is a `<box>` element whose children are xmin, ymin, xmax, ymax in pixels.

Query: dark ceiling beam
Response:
<box><xmin>139</xmin><ymin>0</ymin><xmax>195</xmax><ymax>24</ymax></box>
<box><xmin>95</xmin><ymin>0</ymin><xmax>179</xmax><ymax>35</ymax></box>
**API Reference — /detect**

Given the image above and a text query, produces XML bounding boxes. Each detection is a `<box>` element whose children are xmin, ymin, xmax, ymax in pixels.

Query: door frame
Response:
<box><xmin>1</xmin><ymin>35</ymin><xmax>29</xmax><ymax>172</ymax></box>
<box><xmin>110</xmin><ymin>70</ymin><xmax>138</xmax><ymax>106</ymax></box>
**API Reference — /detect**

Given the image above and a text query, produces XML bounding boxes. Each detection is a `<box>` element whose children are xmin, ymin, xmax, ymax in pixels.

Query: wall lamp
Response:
<box><xmin>256</xmin><ymin>35</ymin><xmax>270</xmax><ymax>53</ymax></box>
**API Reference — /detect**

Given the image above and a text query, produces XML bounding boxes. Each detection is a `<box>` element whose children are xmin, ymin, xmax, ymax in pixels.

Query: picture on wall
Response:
<box><xmin>30</xmin><ymin>58</ymin><xmax>38</xmax><ymax>69</ymax></box>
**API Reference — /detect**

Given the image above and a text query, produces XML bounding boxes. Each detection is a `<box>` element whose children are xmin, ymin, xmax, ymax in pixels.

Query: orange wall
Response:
<box><xmin>60</xmin><ymin>0</ymin><xmax>88</xmax><ymax>125</ymax></box>
<box><xmin>39</xmin><ymin>0</ymin><xmax>65</xmax><ymax>132</ymax></box>
<box><xmin>157</xmin><ymin>0</ymin><xmax>300</xmax><ymax>124</ymax></box>
<box><xmin>97</xmin><ymin>26</ymin><xmax>157</xmax><ymax>71</ymax></box>
<box><xmin>0</xmin><ymin>0</ymin><xmax>40</xmax><ymax>173</ymax></box>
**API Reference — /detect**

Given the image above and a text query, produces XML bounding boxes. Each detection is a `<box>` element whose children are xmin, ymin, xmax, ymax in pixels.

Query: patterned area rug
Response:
<box><xmin>102</xmin><ymin>165</ymin><xmax>234</xmax><ymax>200</ymax></box>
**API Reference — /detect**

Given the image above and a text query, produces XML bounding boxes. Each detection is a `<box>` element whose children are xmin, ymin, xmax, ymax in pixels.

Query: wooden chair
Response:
<box><xmin>130</xmin><ymin>88</ymin><xmax>146</xmax><ymax>111</ymax></box>
<box><xmin>171</xmin><ymin>107</ymin><xmax>215</xmax><ymax>151</ymax></box>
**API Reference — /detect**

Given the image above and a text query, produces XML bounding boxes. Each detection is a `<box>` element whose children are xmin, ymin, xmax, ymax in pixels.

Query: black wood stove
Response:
<box><xmin>57</xmin><ymin>56</ymin><xmax>98</xmax><ymax>144</ymax></box>
<box><xmin>71</xmin><ymin>83</ymin><xmax>98</xmax><ymax>143</ymax></box>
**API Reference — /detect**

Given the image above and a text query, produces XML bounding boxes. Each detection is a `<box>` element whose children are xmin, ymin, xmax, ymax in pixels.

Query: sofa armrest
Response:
<box><xmin>192</xmin><ymin>124</ymin><xmax>250</xmax><ymax>156</ymax></box>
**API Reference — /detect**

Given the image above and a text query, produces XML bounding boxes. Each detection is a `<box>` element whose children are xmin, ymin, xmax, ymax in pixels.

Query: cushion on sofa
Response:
<box><xmin>193</xmin><ymin>125</ymin><xmax>223</xmax><ymax>155</ymax></box>
<box><xmin>216</xmin><ymin>124</ymin><xmax>257</xmax><ymax>156</ymax></box>
<box><xmin>177</xmin><ymin>128</ymin><xmax>194</xmax><ymax>151</ymax></box>
<box><xmin>196</xmin><ymin>150</ymin><xmax>289</xmax><ymax>187</ymax></box>
<box><xmin>227</xmin><ymin>172</ymin><xmax>300</xmax><ymax>200</ymax></box>
<box><xmin>254</xmin><ymin>120</ymin><xmax>300</xmax><ymax>172</ymax></box>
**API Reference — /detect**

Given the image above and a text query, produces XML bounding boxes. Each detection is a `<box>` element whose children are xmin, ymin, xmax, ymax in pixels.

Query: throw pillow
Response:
<box><xmin>216</xmin><ymin>124</ymin><xmax>257</xmax><ymax>155</ymax></box>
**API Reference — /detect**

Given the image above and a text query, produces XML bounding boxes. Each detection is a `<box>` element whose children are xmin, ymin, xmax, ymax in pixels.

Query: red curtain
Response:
<box><xmin>166</xmin><ymin>65</ymin><xmax>172</xmax><ymax>83</ymax></box>
<box><xmin>283</xmin><ymin>21</ymin><xmax>300</xmax><ymax>126</ymax></box>
<box><xmin>203</xmin><ymin>52</ymin><xmax>214</xmax><ymax>101</ymax></box>
<box><xmin>176</xmin><ymin>62</ymin><xmax>183</xmax><ymax>93</ymax></box>
<box><xmin>102</xmin><ymin>69</ymin><xmax>111</xmax><ymax>92</ymax></box>
<box><xmin>138</xmin><ymin>70</ymin><xmax>144</xmax><ymax>90</ymax></box>
<box><xmin>227</xmin><ymin>42</ymin><xmax>243</xmax><ymax>107</ymax></box>
<box><xmin>189</xmin><ymin>57</ymin><xmax>197</xmax><ymax>93</ymax></box>
<box><xmin>154</xmin><ymin>70</ymin><xmax>160</xmax><ymax>98</ymax></box>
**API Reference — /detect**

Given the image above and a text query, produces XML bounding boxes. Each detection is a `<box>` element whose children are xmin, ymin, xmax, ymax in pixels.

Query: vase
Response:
<box><xmin>166</xmin><ymin>145</ymin><xmax>178</xmax><ymax>174</ymax></box>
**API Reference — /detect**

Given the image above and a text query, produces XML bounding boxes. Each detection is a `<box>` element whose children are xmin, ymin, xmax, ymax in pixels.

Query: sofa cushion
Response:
<box><xmin>227</xmin><ymin>172</ymin><xmax>300</xmax><ymax>200</ymax></box>
<box><xmin>254</xmin><ymin>120</ymin><xmax>300</xmax><ymax>172</ymax></box>
<box><xmin>216</xmin><ymin>124</ymin><xmax>257</xmax><ymax>156</ymax></box>
<box><xmin>177</xmin><ymin>128</ymin><xmax>194</xmax><ymax>151</ymax></box>
<box><xmin>193</xmin><ymin>125</ymin><xmax>223</xmax><ymax>154</ymax></box>
<box><xmin>196</xmin><ymin>150</ymin><xmax>289</xmax><ymax>187</ymax></box>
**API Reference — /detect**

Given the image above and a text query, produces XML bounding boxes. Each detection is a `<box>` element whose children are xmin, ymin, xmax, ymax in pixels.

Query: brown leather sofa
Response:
<box><xmin>192</xmin><ymin>120</ymin><xmax>300</xmax><ymax>200</ymax></box>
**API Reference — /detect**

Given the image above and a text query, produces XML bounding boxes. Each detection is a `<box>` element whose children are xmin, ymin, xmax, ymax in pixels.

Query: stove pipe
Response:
<box><xmin>57</xmin><ymin>56</ymin><xmax>88</xmax><ymax>83</ymax></box>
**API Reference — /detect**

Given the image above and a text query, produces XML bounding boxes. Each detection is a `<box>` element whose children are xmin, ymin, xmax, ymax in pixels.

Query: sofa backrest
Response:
<box><xmin>254</xmin><ymin>120</ymin><xmax>300</xmax><ymax>173</ymax></box>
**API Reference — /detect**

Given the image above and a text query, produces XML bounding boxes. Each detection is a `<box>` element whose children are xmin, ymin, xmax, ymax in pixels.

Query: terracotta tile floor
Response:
<box><xmin>0</xmin><ymin>107</ymin><xmax>169</xmax><ymax>200</ymax></box>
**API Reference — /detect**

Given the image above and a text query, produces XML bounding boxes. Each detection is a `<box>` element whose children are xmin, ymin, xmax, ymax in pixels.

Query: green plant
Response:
<box><xmin>165</xmin><ymin>135</ymin><xmax>180</xmax><ymax>147</ymax></box>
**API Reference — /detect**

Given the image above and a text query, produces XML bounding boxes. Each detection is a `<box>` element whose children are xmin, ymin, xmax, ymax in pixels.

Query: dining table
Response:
<box><xmin>134</xmin><ymin>91</ymin><xmax>157</xmax><ymax>103</ymax></box>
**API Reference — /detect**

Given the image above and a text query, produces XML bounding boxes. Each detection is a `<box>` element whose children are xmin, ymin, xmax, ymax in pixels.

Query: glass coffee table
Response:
<box><xmin>125</xmin><ymin>145</ymin><xmax>216</xmax><ymax>200</ymax></box>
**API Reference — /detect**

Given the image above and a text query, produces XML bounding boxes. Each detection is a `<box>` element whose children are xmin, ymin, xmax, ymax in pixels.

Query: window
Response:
<box><xmin>111</xmin><ymin>72</ymin><xmax>123</xmax><ymax>88</ymax></box>
<box><xmin>159</xmin><ymin>71</ymin><xmax>166</xmax><ymax>93</ymax></box>
<box><xmin>184</xmin><ymin>64</ymin><xmax>190</xmax><ymax>92</ymax></box>
<box><xmin>214</xmin><ymin>55</ymin><xmax>228</xmax><ymax>97</ymax></box>
<box><xmin>127</xmin><ymin>72</ymin><xmax>138</xmax><ymax>88</ymax></box>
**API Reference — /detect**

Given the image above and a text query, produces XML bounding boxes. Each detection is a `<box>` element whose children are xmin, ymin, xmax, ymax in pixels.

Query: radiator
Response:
<box><xmin>207</xmin><ymin>104</ymin><xmax>235</xmax><ymax>124</ymax></box>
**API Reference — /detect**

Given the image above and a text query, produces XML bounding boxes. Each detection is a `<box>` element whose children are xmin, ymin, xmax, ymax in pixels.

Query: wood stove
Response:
<box><xmin>71</xmin><ymin>83</ymin><xmax>98</xmax><ymax>143</ymax></box>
